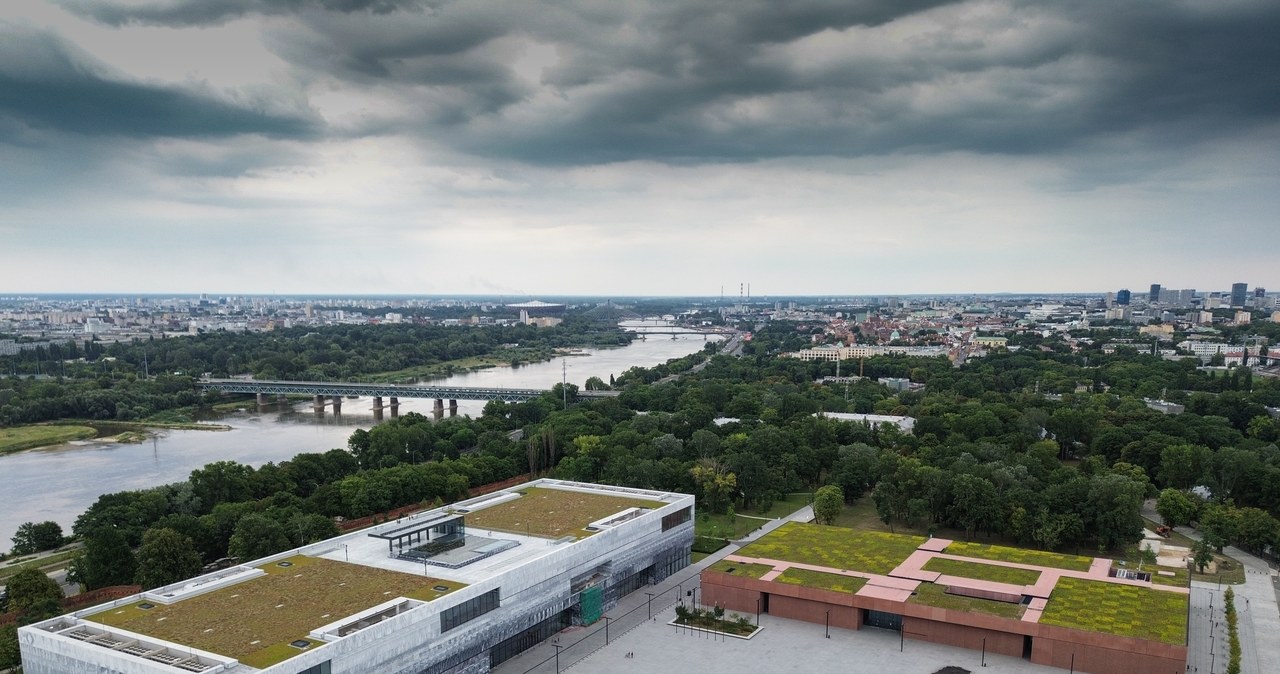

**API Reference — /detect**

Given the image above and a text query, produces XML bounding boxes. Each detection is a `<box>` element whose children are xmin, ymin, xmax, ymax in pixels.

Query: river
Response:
<box><xmin>0</xmin><ymin>331</ymin><xmax>719</xmax><ymax>545</ymax></box>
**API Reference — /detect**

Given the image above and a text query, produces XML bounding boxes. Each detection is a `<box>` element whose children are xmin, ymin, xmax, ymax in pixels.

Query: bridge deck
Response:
<box><xmin>197</xmin><ymin>379</ymin><xmax>617</xmax><ymax>402</ymax></box>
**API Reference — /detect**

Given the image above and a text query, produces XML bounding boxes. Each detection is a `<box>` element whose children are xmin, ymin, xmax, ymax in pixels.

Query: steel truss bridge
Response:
<box><xmin>196</xmin><ymin>379</ymin><xmax>617</xmax><ymax>402</ymax></box>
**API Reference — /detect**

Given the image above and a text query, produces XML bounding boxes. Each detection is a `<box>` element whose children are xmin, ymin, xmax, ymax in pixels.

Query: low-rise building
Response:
<box><xmin>21</xmin><ymin>480</ymin><xmax>694</xmax><ymax>674</ymax></box>
<box><xmin>703</xmin><ymin>523</ymin><xmax>1188</xmax><ymax>674</ymax></box>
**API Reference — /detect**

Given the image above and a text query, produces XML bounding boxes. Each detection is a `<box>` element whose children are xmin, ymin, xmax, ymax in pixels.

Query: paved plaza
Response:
<box><xmin>496</xmin><ymin>501</ymin><xmax>1279</xmax><ymax>674</ymax></box>
<box><xmin>572</xmin><ymin>605</ymin><xmax>1063</xmax><ymax>674</ymax></box>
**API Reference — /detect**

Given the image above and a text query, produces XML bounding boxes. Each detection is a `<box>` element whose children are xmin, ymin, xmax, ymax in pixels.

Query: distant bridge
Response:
<box><xmin>196</xmin><ymin>379</ymin><xmax>618</xmax><ymax>413</ymax></box>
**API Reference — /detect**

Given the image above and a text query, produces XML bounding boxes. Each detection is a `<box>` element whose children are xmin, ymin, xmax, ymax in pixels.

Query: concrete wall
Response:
<box><xmin>1030</xmin><ymin>633</ymin><xmax>1187</xmax><ymax>674</ymax></box>
<box><xmin>701</xmin><ymin>570</ymin><xmax>1187</xmax><ymax>674</ymax></box>
<box><xmin>904</xmin><ymin>616</ymin><xmax>1023</xmax><ymax>658</ymax></box>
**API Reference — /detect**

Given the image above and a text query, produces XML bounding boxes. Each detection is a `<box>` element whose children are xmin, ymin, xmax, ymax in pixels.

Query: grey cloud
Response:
<box><xmin>0</xmin><ymin>23</ymin><xmax>318</xmax><ymax>140</ymax></box>
<box><xmin>272</xmin><ymin>0</ymin><xmax>1280</xmax><ymax>165</ymax></box>
<box><xmin>57</xmin><ymin>0</ymin><xmax>428</xmax><ymax>27</ymax></box>
<box><xmin>40</xmin><ymin>0</ymin><xmax>1280</xmax><ymax>167</ymax></box>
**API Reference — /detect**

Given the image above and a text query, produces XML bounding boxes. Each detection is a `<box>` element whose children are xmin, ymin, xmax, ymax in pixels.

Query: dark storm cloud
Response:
<box><xmin>0</xmin><ymin>23</ymin><xmax>317</xmax><ymax>140</ymax></box>
<box><xmin>50</xmin><ymin>0</ymin><xmax>1280</xmax><ymax>165</ymax></box>
<box><xmin>57</xmin><ymin>0</ymin><xmax>427</xmax><ymax>27</ymax></box>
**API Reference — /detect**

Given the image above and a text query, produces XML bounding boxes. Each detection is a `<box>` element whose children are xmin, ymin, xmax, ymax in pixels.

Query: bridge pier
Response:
<box><xmin>373</xmin><ymin>406</ymin><xmax>383</xmax><ymax>422</ymax></box>
<box><xmin>277</xmin><ymin>394</ymin><xmax>287</xmax><ymax>404</ymax></box>
<box><xmin>256</xmin><ymin>393</ymin><xmax>268</xmax><ymax>407</ymax></box>
<box><xmin>373</xmin><ymin>396</ymin><xmax>382</xmax><ymax>410</ymax></box>
<box><xmin>331</xmin><ymin>396</ymin><xmax>342</xmax><ymax>414</ymax></box>
<box><xmin>449</xmin><ymin>399</ymin><xmax>458</xmax><ymax>417</ymax></box>
<box><xmin>389</xmin><ymin>397</ymin><xmax>399</xmax><ymax>417</ymax></box>
<box><xmin>313</xmin><ymin>395</ymin><xmax>325</xmax><ymax>413</ymax></box>
<box><xmin>433</xmin><ymin>398</ymin><xmax>445</xmax><ymax>419</ymax></box>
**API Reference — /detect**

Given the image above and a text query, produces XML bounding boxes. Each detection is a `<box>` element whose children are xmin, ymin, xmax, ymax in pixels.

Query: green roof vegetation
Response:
<box><xmin>85</xmin><ymin>556</ymin><xmax>465</xmax><ymax>667</ymax></box>
<box><xmin>922</xmin><ymin>557</ymin><xmax>1042</xmax><ymax>586</ymax></box>
<box><xmin>1039</xmin><ymin>578</ymin><xmax>1188</xmax><ymax>645</ymax></box>
<box><xmin>736</xmin><ymin>522</ymin><xmax>925</xmax><ymax>575</ymax></box>
<box><xmin>707</xmin><ymin>560</ymin><xmax>774</xmax><ymax>579</ymax></box>
<box><xmin>908</xmin><ymin>582</ymin><xmax>1025</xmax><ymax>619</ymax></box>
<box><xmin>462</xmin><ymin>487</ymin><xmax>657</xmax><ymax>539</ymax></box>
<box><xmin>943</xmin><ymin>541</ymin><xmax>1094</xmax><ymax>572</ymax></box>
<box><xmin>775</xmin><ymin>568</ymin><xmax>868</xmax><ymax>594</ymax></box>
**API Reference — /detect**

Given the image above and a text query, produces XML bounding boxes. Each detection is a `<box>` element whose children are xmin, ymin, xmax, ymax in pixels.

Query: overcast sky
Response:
<box><xmin>1</xmin><ymin>0</ymin><xmax>1277</xmax><ymax>296</ymax></box>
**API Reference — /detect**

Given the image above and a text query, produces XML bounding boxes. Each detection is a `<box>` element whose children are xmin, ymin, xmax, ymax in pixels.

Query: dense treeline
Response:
<box><xmin>0</xmin><ymin>319</ymin><xmax>629</xmax><ymax>425</ymax></box>
<box><xmin>537</xmin><ymin>324</ymin><xmax>1280</xmax><ymax>555</ymax></box>
<box><xmin>34</xmin><ymin>321</ymin><xmax>1280</xmax><ymax>605</ymax></box>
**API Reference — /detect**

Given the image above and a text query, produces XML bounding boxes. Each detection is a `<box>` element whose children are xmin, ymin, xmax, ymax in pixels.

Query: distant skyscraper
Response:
<box><xmin>1116</xmin><ymin>289</ymin><xmax>1132</xmax><ymax>305</ymax></box>
<box><xmin>1149</xmin><ymin>284</ymin><xmax>1161</xmax><ymax>303</ymax></box>
<box><xmin>1255</xmin><ymin>287</ymin><xmax>1266</xmax><ymax>298</ymax></box>
<box><xmin>1231</xmin><ymin>282</ymin><xmax>1248</xmax><ymax>307</ymax></box>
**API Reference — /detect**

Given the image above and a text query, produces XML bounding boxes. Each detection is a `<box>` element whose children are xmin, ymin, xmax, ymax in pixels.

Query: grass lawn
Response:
<box><xmin>923</xmin><ymin>558</ymin><xmax>1041</xmax><ymax>586</ymax></box>
<box><xmin>1039</xmin><ymin>577</ymin><xmax>1188</xmax><ymax>645</ymax></box>
<box><xmin>86</xmin><ymin>555</ymin><xmax>465</xmax><ymax>668</ymax></box>
<box><xmin>736</xmin><ymin>522</ymin><xmax>925</xmax><ymax>575</ymax></box>
<box><xmin>0</xmin><ymin>425</ymin><xmax>96</xmax><ymax>454</ymax></box>
<box><xmin>691</xmin><ymin>551</ymin><xmax>711</xmax><ymax>564</ymax></box>
<box><xmin>909</xmin><ymin>582</ymin><xmax>1025</xmax><ymax>619</ymax></box>
<box><xmin>462</xmin><ymin>487</ymin><xmax>657</xmax><ymax>539</ymax></box>
<box><xmin>944</xmin><ymin>541</ymin><xmax>1094</xmax><ymax>572</ymax></box>
<box><xmin>775</xmin><ymin>568</ymin><xmax>868</xmax><ymax>594</ymax></box>
<box><xmin>708</xmin><ymin>560</ymin><xmax>775</xmax><ymax>579</ymax></box>
<box><xmin>695</xmin><ymin>493</ymin><xmax>812</xmax><ymax>539</ymax></box>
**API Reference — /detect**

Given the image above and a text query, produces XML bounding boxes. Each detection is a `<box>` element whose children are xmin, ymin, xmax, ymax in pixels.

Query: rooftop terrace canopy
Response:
<box><xmin>368</xmin><ymin>513</ymin><xmax>465</xmax><ymax>558</ymax></box>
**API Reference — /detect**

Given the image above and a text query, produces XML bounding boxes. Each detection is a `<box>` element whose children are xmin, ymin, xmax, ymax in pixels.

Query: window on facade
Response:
<box><xmin>661</xmin><ymin>506</ymin><xmax>691</xmax><ymax>531</ymax></box>
<box><xmin>296</xmin><ymin>662</ymin><xmax>331</xmax><ymax>674</ymax></box>
<box><xmin>441</xmin><ymin>589</ymin><xmax>500</xmax><ymax>632</ymax></box>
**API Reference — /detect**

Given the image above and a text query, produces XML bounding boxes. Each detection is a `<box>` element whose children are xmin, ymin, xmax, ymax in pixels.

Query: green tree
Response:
<box><xmin>813</xmin><ymin>485</ymin><xmax>844</xmax><ymax>525</ymax></box>
<box><xmin>77</xmin><ymin>526</ymin><xmax>138</xmax><ymax>590</ymax></box>
<box><xmin>135</xmin><ymin>528</ymin><xmax>203</xmax><ymax>590</ymax></box>
<box><xmin>228</xmin><ymin>514</ymin><xmax>292</xmax><ymax>561</ymax></box>
<box><xmin>1192</xmin><ymin>537</ymin><xmax>1215</xmax><ymax>573</ymax></box>
<box><xmin>0</xmin><ymin>625</ymin><xmax>19</xmax><ymax>671</ymax></box>
<box><xmin>6</xmin><ymin>567</ymin><xmax>63</xmax><ymax>613</ymax></box>
<box><xmin>1087</xmin><ymin>473</ymin><xmax>1145</xmax><ymax>550</ymax></box>
<box><xmin>10</xmin><ymin>520</ymin><xmax>64</xmax><ymax>554</ymax></box>
<box><xmin>690</xmin><ymin>461</ymin><xmax>737</xmax><ymax>514</ymax></box>
<box><xmin>1156</xmin><ymin>489</ymin><xmax>1197</xmax><ymax>527</ymax></box>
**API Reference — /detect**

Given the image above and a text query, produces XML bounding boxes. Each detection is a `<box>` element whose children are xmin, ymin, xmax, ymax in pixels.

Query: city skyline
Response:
<box><xmin>2</xmin><ymin>1</ymin><xmax>1278</xmax><ymax>295</ymax></box>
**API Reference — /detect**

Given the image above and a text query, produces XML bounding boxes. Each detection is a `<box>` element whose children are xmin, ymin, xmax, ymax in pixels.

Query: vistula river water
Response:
<box><xmin>0</xmin><ymin>327</ymin><xmax>719</xmax><ymax>545</ymax></box>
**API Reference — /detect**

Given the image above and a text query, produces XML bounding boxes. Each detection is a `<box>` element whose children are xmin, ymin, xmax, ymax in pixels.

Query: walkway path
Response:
<box><xmin>1142</xmin><ymin>499</ymin><xmax>1278</xmax><ymax>674</ymax></box>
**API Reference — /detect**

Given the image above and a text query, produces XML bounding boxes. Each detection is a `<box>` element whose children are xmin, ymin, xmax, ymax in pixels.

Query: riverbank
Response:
<box><xmin>0</xmin><ymin>425</ymin><xmax>97</xmax><ymax>456</ymax></box>
<box><xmin>0</xmin><ymin>419</ymin><xmax>233</xmax><ymax>456</ymax></box>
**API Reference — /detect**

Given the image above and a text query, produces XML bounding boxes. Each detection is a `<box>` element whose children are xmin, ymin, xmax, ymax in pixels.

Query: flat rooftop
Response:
<box><xmin>85</xmin><ymin>555</ymin><xmax>465</xmax><ymax>669</ymax></box>
<box><xmin>75</xmin><ymin>481</ymin><xmax>681</xmax><ymax>669</ymax></box>
<box><xmin>461</xmin><ymin>485</ymin><xmax>659</xmax><ymax>539</ymax></box>
<box><xmin>722</xmin><ymin>523</ymin><xmax>1189</xmax><ymax>645</ymax></box>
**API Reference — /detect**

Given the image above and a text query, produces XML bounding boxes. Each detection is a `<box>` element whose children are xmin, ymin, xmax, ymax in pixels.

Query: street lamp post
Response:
<box><xmin>981</xmin><ymin>637</ymin><xmax>986</xmax><ymax>667</ymax></box>
<box><xmin>646</xmin><ymin>592</ymin><xmax>654</xmax><ymax>620</ymax></box>
<box><xmin>603</xmin><ymin>616</ymin><xmax>611</xmax><ymax>645</ymax></box>
<box><xmin>825</xmin><ymin>610</ymin><xmax>830</xmax><ymax>638</ymax></box>
<box><xmin>553</xmin><ymin>643</ymin><xmax>561</xmax><ymax>674</ymax></box>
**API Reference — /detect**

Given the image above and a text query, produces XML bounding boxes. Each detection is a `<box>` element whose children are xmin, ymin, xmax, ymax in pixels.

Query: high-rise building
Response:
<box><xmin>1116</xmin><ymin>288</ymin><xmax>1132</xmax><ymax>305</ymax></box>
<box><xmin>1149</xmin><ymin>284</ymin><xmax>1162</xmax><ymax>303</ymax></box>
<box><xmin>1231</xmin><ymin>282</ymin><xmax>1248</xmax><ymax>307</ymax></box>
<box><xmin>1255</xmin><ymin>287</ymin><xmax>1267</xmax><ymax>298</ymax></box>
